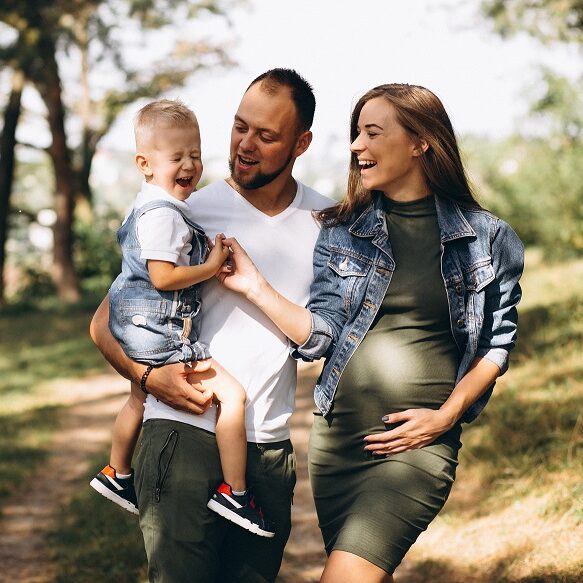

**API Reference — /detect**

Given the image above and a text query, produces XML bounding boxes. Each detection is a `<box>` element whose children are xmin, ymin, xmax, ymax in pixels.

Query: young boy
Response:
<box><xmin>90</xmin><ymin>99</ymin><xmax>274</xmax><ymax>538</ymax></box>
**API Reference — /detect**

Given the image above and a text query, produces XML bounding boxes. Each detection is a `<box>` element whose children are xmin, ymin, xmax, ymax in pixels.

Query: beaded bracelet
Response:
<box><xmin>140</xmin><ymin>364</ymin><xmax>154</xmax><ymax>395</ymax></box>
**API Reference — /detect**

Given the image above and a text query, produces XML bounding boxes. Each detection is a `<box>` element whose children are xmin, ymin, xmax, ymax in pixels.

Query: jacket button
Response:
<box><xmin>455</xmin><ymin>283</ymin><xmax>463</xmax><ymax>293</ymax></box>
<box><xmin>456</xmin><ymin>318</ymin><xmax>465</xmax><ymax>328</ymax></box>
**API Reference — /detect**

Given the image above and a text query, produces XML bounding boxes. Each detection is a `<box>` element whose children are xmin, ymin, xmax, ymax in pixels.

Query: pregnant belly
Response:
<box><xmin>330</xmin><ymin>330</ymin><xmax>459</xmax><ymax>436</ymax></box>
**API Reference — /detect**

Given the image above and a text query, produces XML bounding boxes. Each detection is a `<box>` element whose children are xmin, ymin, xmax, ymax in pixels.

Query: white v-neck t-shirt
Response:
<box><xmin>143</xmin><ymin>179</ymin><xmax>332</xmax><ymax>443</ymax></box>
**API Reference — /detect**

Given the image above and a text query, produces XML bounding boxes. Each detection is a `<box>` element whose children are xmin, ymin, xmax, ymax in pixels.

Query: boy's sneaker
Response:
<box><xmin>90</xmin><ymin>465</ymin><xmax>139</xmax><ymax>515</ymax></box>
<box><xmin>207</xmin><ymin>482</ymin><xmax>275</xmax><ymax>538</ymax></box>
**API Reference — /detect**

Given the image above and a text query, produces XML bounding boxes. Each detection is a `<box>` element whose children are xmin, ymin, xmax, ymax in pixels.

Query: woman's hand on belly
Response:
<box><xmin>363</xmin><ymin>408</ymin><xmax>455</xmax><ymax>455</ymax></box>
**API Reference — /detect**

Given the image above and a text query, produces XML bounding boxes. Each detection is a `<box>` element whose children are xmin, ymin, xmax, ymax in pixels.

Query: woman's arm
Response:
<box><xmin>218</xmin><ymin>238</ymin><xmax>312</xmax><ymax>345</ymax></box>
<box><xmin>90</xmin><ymin>296</ymin><xmax>213</xmax><ymax>414</ymax></box>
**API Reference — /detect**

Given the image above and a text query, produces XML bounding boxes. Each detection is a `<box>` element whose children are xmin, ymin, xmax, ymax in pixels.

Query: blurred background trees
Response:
<box><xmin>0</xmin><ymin>0</ymin><xmax>582</xmax><ymax>307</ymax></box>
<box><xmin>478</xmin><ymin>0</ymin><xmax>583</xmax><ymax>257</ymax></box>
<box><xmin>0</xmin><ymin>0</ymin><xmax>237</xmax><ymax>305</ymax></box>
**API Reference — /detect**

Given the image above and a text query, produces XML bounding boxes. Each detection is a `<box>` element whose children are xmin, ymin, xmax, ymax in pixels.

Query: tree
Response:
<box><xmin>0</xmin><ymin>0</ymin><xmax>238</xmax><ymax>303</ymax></box>
<box><xmin>481</xmin><ymin>0</ymin><xmax>583</xmax><ymax>43</ymax></box>
<box><xmin>0</xmin><ymin>69</ymin><xmax>24</xmax><ymax>306</ymax></box>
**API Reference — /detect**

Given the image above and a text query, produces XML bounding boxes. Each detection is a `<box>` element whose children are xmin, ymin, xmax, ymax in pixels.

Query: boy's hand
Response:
<box><xmin>205</xmin><ymin>233</ymin><xmax>230</xmax><ymax>273</ymax></box>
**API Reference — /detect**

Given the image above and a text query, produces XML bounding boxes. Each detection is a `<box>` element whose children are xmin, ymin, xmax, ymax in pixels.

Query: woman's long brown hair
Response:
<box><xmin>318</xmin><ymin>84</ymin><xmax>481</xmax><ymax>226</ymax></box>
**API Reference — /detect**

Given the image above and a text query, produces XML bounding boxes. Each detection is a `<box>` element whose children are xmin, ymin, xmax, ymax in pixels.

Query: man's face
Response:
<box><xmin>229</xmin><ymin>82</ymin><xmax>302</xmax><ymax>190</ymax></box>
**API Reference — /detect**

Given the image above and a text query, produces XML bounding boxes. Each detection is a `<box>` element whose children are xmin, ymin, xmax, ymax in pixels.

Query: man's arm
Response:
<box><xmin>90</xmin><ymin>295</ymin><xmax>213</xmax><ymax>414</ymax></box>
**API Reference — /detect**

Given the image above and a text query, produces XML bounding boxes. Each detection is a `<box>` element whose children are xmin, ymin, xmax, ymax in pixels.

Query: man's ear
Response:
<box><xmin>412</xmin><ymin>138</ymin><xmax>429</xmax><ymax>157</ymax></box>
<box><xmin>294</xmin><ymin>130</ymin><xmax>313</xmax><ymax>158</ymax></box>
<box><xmin>135</xmin><ymin>152</ymin><xmax>153</xmax><ymax>178</ymax></box>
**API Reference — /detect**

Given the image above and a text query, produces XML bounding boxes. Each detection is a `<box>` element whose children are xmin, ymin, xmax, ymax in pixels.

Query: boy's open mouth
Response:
<box><xmin>176</xmin><ymin>177</ymin><xmax>193</xmax><ymax>188</ymax></box>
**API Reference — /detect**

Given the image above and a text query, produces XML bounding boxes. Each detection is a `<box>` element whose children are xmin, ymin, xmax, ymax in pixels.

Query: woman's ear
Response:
<box><xmin>412</xmin><ymin>138</ymin><xmax>429</xmax><ymax>157</ymax></box>
<box><xmin>135</xmin><ymin>152</ymin><xmax>153</xmax><ymax>178</ymax></box>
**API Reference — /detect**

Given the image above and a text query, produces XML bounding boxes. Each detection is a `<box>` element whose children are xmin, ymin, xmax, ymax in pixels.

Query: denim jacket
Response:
<box><xmin>294</xmin><ymin>193</ymin><xmax>524</xmax><ymax>423</ymax></box>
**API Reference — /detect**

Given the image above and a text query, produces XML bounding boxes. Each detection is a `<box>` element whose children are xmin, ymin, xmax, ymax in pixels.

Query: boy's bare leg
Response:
<box><xmin>202</xmin><ymin>359</ymin><xmax>247</xmax><ymax>492</ymax></box>
<box><xmin>110</xmin><ymin>381</ymin><xmax>146</xmax><ymax>474</ymax></box>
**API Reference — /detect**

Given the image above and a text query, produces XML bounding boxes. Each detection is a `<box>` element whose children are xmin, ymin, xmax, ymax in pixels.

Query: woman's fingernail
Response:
<box><xmin>382</xmin><ymin>415</ymin><xmax>390</xmax><ymax>422</ymax></box>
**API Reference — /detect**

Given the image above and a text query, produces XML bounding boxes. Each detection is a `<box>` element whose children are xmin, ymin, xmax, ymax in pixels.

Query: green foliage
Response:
<box><xmin>467</xmin><ymin>135</ymin><xmax>583</xmax><ymax>258</ymax></box>
<box><xmin>464</xmin><ymin>70</ymin><xmax>583</xmax><ymax>259</ymax></box>
<box><xmin>481</xmin><ymin>0</ymin><xmax>583</xmax><ymax>43</ymax></box>
<box><xmin>74</xmin><ymin>214</ymin><xmax>122</xmax><ymax>296</ymax></box>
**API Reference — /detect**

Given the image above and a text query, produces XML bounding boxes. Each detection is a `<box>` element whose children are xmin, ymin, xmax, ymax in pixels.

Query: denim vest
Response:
<box><xmin>109</xmin><ymin>199</ymin><xmax>211</xmax><ymax>366</ymax></box>
<box><xmin>294</xmin><ymin>193</ymin><xmax>524</xmax><ymax>423</ymax></box>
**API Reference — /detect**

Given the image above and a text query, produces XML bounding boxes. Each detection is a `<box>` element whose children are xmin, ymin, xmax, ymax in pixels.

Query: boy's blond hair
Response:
<box><xmin>134</xmin><ymin>99</ymin><xmax>198</xmax><ymax>149</ymax></box>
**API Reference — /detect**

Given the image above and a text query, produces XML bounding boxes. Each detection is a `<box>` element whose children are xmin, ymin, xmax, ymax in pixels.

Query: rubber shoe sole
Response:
<box><xmin>90</xmin><ymin>477</ymin><xmax>139</xmax><ymax>515</ymax></box>
<box><xmin>207</xmin><ymin>498</ymin><xmax>275</xmax><ymax>538</ymax></box>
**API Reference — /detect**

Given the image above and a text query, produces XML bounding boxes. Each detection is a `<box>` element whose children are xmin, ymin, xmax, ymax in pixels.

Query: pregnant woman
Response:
<box><xmin>220</xmin><ymin>83</ymin><xmax>524</xmax><ymax>582</ymax></box>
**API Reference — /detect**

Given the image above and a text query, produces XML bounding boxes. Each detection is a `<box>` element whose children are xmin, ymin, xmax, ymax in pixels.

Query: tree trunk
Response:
<box><xmin>75</xmin><ymin>21</ymin><xmax>94</xmax><ymax>223</ymax></box>
<box><xmin>40</xmin><ymin>43</ymin><xmax>81</xmax><ymax>303</ymax></box>
<box><xmin>0</xmin><ymin>69</ymin><xmax>25</xmax><ymax>306</ymax></box>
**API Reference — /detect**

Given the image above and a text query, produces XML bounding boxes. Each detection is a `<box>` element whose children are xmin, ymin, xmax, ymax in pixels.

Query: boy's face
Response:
<box><xmin>136</xmin><ymin>123</ymin><xmax>203</xmax><ymax>201</ymax></box>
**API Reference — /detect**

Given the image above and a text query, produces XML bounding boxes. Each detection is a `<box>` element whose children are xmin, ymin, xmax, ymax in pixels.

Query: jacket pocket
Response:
<box><xmin>463</xmin><ymin>260</ymin><xmax>495</xmax><ymax>292</ymax></box>
<box><xmin>328</xmin><ymin>249</ymin><xmax>371</xmax><ymax>312</ymax></box>
<box><xmin>154</xmin><ymin>429</ymin><xmax>179</xmax><ymax>503</ymax></box>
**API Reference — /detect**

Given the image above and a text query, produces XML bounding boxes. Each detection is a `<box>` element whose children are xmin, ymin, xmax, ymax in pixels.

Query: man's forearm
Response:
<box><xmin>89</xmin><ymin>295</ymin><xmax>145</xmax><ymax>383</ymax></box>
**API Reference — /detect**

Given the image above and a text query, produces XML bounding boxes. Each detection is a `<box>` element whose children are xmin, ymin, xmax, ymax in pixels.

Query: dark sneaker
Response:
<box><xmin>90</xmin><ymin>464</ymin><xmax>139</xmax><ymax>515</ymax></box>
<box><xmin>207</xmin><ymin>482</ymin><xmax>275</xmax><ymax>538</ymax></box>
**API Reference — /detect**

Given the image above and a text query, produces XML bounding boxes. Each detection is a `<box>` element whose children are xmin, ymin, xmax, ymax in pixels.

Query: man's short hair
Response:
<box><xmin>134</xmin><ymin>99</ymin><xmax>198</xmax><ymax>148</ymax></box>
<box><xmin>248</xmin><ymin>68</ymin><xmax>315</xmax><ymax>132</ymax></box>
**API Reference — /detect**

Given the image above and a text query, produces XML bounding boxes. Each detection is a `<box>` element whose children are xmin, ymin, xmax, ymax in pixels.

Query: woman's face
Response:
<box><xmin>350</xmin><ymin>97</ymin><xmax>426</xmax><ymax>198</ymax></box>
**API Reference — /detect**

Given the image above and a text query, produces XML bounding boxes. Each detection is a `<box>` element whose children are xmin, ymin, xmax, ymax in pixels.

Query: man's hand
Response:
<box><xmin>146</xmin><ymin>360</ymin><xmax>214</xmax><ymax>415</ymax></box>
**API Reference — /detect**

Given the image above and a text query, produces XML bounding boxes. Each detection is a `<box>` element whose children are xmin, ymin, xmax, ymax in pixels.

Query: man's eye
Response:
<box><xmin>367</xmin><ymin>133</ymin><xmax>378</xmax><ymax>138</ymax></box>
<box><xmin>260</xmin><ymin>135</ymin><xmax>275</xmax><ymax>143</ymax></box>
<box><xmin>234</xmin><ymin>125</ymin><xmax>247</xmax><ymax>133</ymax></box>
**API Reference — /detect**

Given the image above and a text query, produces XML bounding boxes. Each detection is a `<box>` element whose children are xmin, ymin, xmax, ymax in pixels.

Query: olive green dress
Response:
<box><xmin>309</xmin><ymin>195</ymin><xmax>463</xmax><ymax>574</ymax></box>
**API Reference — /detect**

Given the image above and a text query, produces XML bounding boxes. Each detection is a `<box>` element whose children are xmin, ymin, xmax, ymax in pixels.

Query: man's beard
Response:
<box><xmin>229</xmin><ymin>149</ymin><xmax>294</xmax><ymax>190</ymax></box>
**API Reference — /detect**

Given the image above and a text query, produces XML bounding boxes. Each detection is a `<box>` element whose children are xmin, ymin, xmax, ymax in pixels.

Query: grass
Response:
<box><xmin>0</xmin><ymin>299</ymin><xmax>108</xmax><ymax>503</ymax></box>
<box><xmin>49</xmin><ymin>453</ymin><xmax>147</xmax><ymax>583</ymax></box>
<box><xmin>402</xmin><ymin>253</ymin><xmax>583</xmax><ymax>582</ymax></box>
<box><xmin>0</xmin><ymin>300</ymin><xmax>106</xmax><ymax>401</ymax></box>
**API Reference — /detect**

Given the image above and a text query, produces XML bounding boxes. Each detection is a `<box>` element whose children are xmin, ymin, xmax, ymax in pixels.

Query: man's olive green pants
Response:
<box><xmin>135</xmin><ymin>419</ymin><xmax>296</xmax><ymax>583</ymax></box>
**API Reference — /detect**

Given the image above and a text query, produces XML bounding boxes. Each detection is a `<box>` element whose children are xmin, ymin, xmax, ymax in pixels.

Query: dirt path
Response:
<box><xmin>0</xmin><ymin>366</ymin><xmax>327</xmax><ymax>583</ymax></box>
<box><xmin>0</xmin><ymin>374</ymin><xmax>129</xmax><ymax>583</ymax></box>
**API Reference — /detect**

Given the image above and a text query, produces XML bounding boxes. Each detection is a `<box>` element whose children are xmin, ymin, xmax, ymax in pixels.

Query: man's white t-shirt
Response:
<box><xmin>143</xmin><ymin>179</ymin><xmax>332</xmax><ymax>443</ymax></box>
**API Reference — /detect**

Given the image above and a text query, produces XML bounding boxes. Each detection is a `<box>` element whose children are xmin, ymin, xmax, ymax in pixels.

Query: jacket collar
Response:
<box><xmin>349</xmin><ymin>192</ymin><xmax>476</xmax><ymax>243</ymax></box>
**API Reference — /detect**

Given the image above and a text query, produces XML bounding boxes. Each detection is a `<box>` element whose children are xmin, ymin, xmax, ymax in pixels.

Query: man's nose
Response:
<box><xmin>239</xmin><ymin>132</ymin><xmax>257</xmax><ymax>152</ymax></box>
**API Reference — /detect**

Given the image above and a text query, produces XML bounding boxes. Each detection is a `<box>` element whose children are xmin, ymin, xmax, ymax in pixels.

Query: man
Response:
<box><xmin>90</xmin><ymin>68</ymin><xmax>332</xmax><ymax>582</ymax></box>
